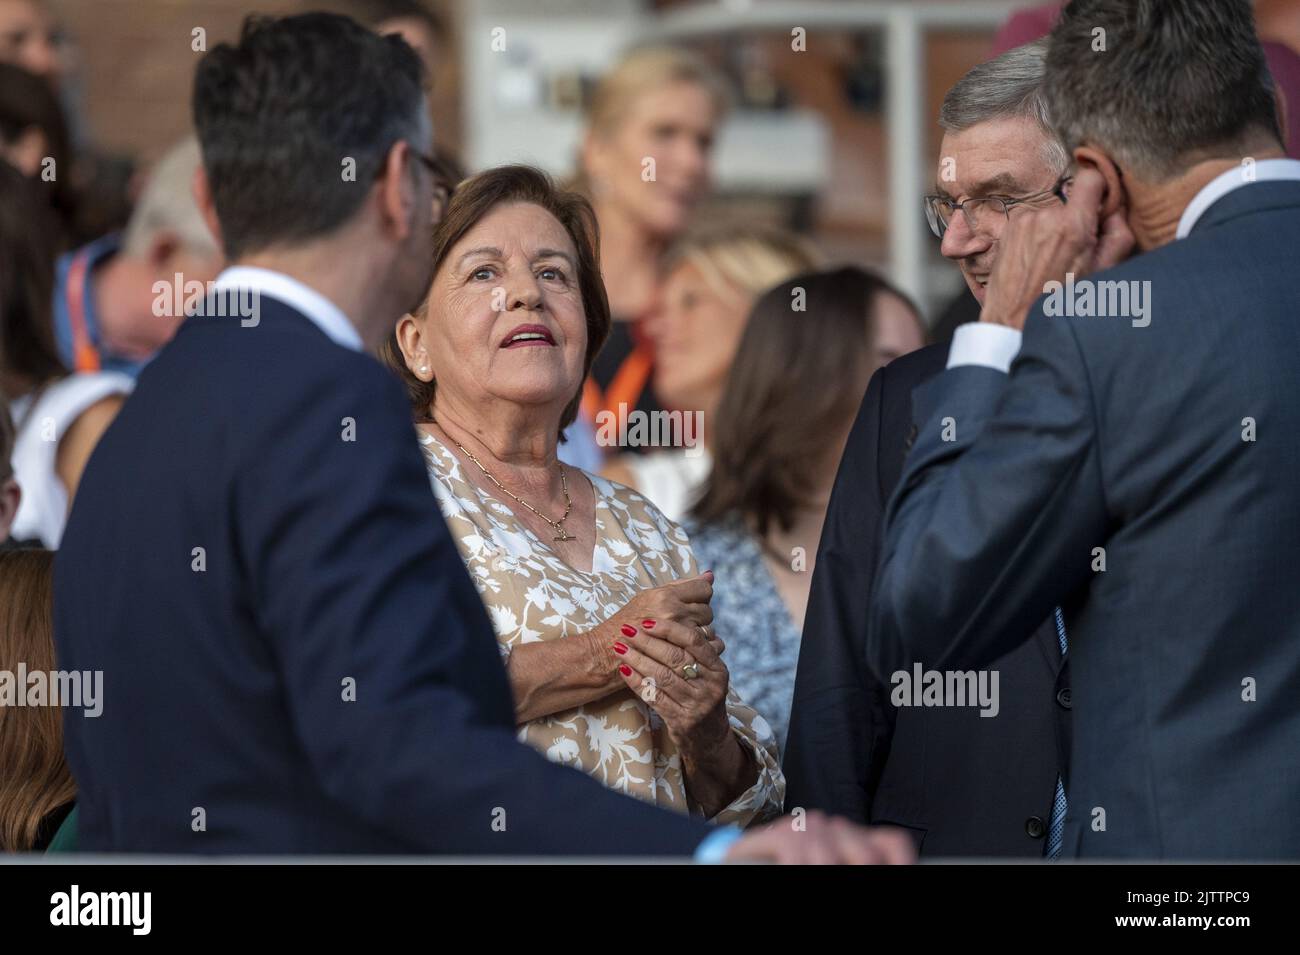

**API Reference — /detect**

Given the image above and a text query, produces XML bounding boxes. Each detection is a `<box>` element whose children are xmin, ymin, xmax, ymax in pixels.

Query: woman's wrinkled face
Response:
<box><xmin>644</xmin><ymin>261</ymin><xmax>749</xmax><ymax>412</ymax></box>
<box><xmin>424</xmin><ymin>202</ymin><xmax>588</xmax><ymax>420</ymax></box>
<box><xmin>588</xmin><ymin>81</ymin><xmax>717</xmax><ymax>238</ymax></box>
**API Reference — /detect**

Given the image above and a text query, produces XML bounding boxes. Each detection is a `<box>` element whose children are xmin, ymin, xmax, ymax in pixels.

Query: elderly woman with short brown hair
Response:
<box><xmin>383</xmin><ymin>165</ymin><xmax>782</xmax><ymax>824</ymax></box>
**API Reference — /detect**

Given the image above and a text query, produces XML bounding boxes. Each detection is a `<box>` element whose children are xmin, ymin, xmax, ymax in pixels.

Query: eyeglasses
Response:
<box><xmin>923</xmin><ymin>175</ymin><xmax>1073</xmax><ymax>238</ymax></box>
<box><xmin>409</xmin><ymin>147</ymin><xmax>455</xmax><ymax>222</ymax></box>
<box><xmin>410</xmin><ymin>146</ymin><xmax>441</xmax><ymax>179</ymax></box>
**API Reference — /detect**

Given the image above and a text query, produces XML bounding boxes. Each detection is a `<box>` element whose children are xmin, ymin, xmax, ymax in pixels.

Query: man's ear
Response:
<box><xmin>1073</xmin><ymin>145</ymin><xmax>1124</xmax><ymax>218</ymax></box>
<box><xmin>146</xmin><ymin>230</ymin><xmax>181</xmax><ymax>271</ymax></box>
<box><xmin>192</xmin><ymin>165</ymin><xmax>225</xmax><ymax>255</ymax></box>
<box><xmin>378</xmin><ymin>140</ymin><xmax>416</xmax><ymax>243</ymax></box>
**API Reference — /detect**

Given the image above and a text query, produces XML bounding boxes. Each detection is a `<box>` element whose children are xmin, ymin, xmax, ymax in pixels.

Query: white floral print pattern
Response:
<box><xmin>420</xmin><ymin>431</ymin><xmax>784</xmax><ymax>825</ymax></box>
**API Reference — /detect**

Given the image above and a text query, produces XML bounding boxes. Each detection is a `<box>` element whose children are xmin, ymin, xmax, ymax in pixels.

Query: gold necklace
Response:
<box><xmin>443</xmin><ymin>431</ymin><xmax>575</xmax><ymax>543</ymax></box>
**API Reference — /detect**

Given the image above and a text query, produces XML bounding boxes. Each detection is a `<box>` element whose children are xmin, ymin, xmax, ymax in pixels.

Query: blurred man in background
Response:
<box><xmin>51</xmin><ymin>137</ymin><xmax>221</xmax><ymax>376</ymax></box>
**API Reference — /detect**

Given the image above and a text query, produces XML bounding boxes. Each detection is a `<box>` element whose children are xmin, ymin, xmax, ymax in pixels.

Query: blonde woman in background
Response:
<box><xmin>601</xmin><ymin>224</ymin><xmax>819</xmax><ymax>521</ymax></box>
<box><xmin>568</xmin><ymin>47</ymin><xmax>729</xmax><ymax>469</ymax></box>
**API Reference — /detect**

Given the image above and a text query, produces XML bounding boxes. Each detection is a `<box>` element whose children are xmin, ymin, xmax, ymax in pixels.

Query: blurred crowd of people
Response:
<box><xmin>2</xmin><ymin>0</ymin><xmax>1299</xmax><ymax>864</ymax></box>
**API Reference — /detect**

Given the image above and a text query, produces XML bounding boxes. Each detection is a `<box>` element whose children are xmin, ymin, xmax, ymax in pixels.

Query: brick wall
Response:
<box><xmin>49</xmin><ymin>0</ymin><xmax>463</xmax><ymax>165</ymax></box>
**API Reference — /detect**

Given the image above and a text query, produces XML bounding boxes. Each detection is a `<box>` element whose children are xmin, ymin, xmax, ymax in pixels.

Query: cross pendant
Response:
<box><xmin>553</xmin><ymin>530</ymin><xmax>575</xmax><ymax>542</ymax></box>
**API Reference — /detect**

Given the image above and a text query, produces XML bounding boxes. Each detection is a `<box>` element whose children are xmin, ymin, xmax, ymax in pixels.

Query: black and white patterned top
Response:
<box><xmin>686</xmin><ymin>513</ymin><xmax>803</xmax><ymax>755</ymax></box>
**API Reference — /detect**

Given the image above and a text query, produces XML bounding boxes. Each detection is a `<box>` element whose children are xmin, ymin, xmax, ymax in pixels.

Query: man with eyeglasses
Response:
<box><xmin>925</xmin><ymin>175</ymin><xmax>1071</xmax><ymax>301</ymax></box>
<box><xmin>873</xmin><ymin>0</ymin><xmax>1300</xmax><ymax>860</ymax></box>
<box><xmin>786</xmin><ymin>39</ymin><xmax>1081</xmax><ymax>858</ymax></box>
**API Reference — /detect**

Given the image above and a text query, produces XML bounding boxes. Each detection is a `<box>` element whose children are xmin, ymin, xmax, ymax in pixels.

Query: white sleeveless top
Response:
<box><xmin>9</xmin><ymin>372</ymin><xmax>134</xmax><ymax>547</ymax></box>
<box><xmin>624</xmin><ymin>448</ymin><xmax>713</xmax><ymax>524</ymax></box>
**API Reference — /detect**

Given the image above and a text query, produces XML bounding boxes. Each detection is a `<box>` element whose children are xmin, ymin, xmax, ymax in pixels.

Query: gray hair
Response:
<box><xmin>939</xmin><ymin>39</ymin><xmax>1070</xmax><ymax>175</ymax></box>
<box><xmin>1044</xmin><ymin>0</ymin><xmax>1280</xmax><ymax>182</ymax></box>
<box><xmin>122</xmin><ymin>137</ymin><xmax>219</xmax><ymax>259</ymax></box>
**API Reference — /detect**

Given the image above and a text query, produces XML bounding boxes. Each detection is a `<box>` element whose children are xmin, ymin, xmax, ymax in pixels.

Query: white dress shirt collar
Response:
<box><xmin>212</xmin><ymin>266</ymin><xmax>363</xmax><ymax>352</ymax></box>
<box><xmin>1175</xmin><ymin>158</ymin><xmax>1300</xmax><ymax>239</ymax></box>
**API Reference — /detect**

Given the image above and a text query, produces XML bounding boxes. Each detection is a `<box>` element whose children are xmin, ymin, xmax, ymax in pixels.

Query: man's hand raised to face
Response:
<box><xmin>979</xmin><ymin>167</ymin><xmax>1137</xmax><ymax>331</ymax></box>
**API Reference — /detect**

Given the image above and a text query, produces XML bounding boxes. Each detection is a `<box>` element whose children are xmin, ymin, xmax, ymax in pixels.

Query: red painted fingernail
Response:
<box><xmin>642</xmin><ymin>619</ymin><xmax>656</xmax><ymax>628</ymax></box>
<box><xmin>703</xmin><ymin>570</ymin><xmax>715</xmax><ymax>581</ymax></box>
<box><xmin>613</xmin><ymin>642</ymin><xmax>628</xmax><ymax>655</ymax></box>
<box><xmin>620</xmin><ymin>624</ymin><xmax>637</xmax><ymax>637</ymax></box>
<box><xmin>618</xmin><ymin>664</ymin><xmax>632</xmax><ymax>677</ymax></box>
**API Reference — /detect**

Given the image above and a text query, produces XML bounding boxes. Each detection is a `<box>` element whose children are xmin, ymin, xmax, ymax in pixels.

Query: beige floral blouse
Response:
<box><xmin>419</xmin><ymin>431</ymin><xmax>784</xmax><ymax>826</ymax></box>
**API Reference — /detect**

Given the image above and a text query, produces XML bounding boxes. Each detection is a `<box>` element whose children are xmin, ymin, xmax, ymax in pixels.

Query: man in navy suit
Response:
<box><xmin>54</xmin><ymin>13</ymin><xmax>908</xmax><ymax>863</ymax></box>
<box><xmin>871</xmin><ymin>0</ymin><xmax>1300</xmax><ymax>858</ymax></box>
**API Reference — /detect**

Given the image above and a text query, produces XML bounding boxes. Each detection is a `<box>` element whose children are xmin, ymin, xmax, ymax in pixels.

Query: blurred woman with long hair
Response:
<box><xmin>0</xmin><ymin>548</ymin><xmax>75</xmax><ymax>851</ymax></box>
<box><xmin>0</xmin><ymin>62</ymin><xmax>77</xmax><ymax>249</ymax></box>
<box><xmin>686</xmin><ymin>267</ymin><xmax>924</xmax><ymax>750</ymax></box>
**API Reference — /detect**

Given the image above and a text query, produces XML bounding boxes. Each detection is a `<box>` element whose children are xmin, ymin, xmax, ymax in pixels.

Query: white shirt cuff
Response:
<box><xmin>694</xmin><ymin>826</ymin><xmax>743</xmax><ymax>864</ymax></box>
<box><xmin>946</xmin><ymin>322</ymin><xmax>1023</xmax><ymax>373</ymax></box>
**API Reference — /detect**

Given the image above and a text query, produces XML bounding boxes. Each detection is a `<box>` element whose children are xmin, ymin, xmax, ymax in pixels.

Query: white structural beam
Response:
<box><xmin>885</xmin><ymin>4</ymin><xmax>925</xmax><ymax>304</ymax></box>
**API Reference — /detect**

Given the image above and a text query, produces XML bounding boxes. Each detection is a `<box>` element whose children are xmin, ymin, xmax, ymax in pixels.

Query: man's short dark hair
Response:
<box><xmin>192</xmin><ymin>13</ymin><xmax>428</xmax><ymax>260</ymax></box>
<box><xmin>1044</xmin><ymin>0</ymin><xmax>1282</xmax><ymax>181</ymax></box>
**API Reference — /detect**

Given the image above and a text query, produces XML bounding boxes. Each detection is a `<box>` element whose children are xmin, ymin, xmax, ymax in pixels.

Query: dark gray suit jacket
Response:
<box><xmin>870</xmin><ymin>179</ymin><xmax>1300</xmax><ymax>859</ymax></box>
<box><xmin>784</xmin><ymin>342</ymin><xmax>1071</xmax><ymax>857</ymax></box>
